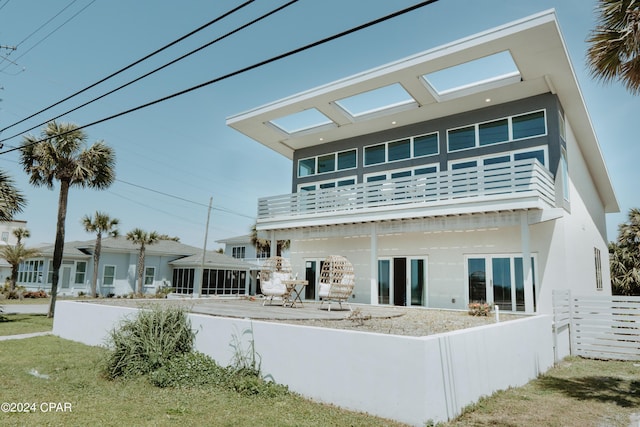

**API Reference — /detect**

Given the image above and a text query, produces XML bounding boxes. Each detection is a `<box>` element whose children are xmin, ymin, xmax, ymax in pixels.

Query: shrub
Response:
<box><xmin>22</xmin><ymin>290</ymin><xmax>48</xmax><ymax>299</ymax></box>
<box><xmin>0</xmin><ymin>305</ymin><xmax>5</xmax><ymax>322</ymax></box>
<box><xmin>468</xmin><ymin>302</ymin><xmax>492</xmax><ymax>316</ymax></box>
<box><xmin>102</xmin><ymin>305</ymin><xmax>196</xmax><ymax>379</ymax></box>
<box><xmin>149</xmin><ymin>351</ymin><xmax>226</xmax><ymax>388</ymax></box>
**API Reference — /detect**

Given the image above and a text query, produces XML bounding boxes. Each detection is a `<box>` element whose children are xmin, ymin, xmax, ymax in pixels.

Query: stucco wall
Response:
<box><xmin>52</xmin><ymin>301</ymin><xmax>555</xmax><ymax>426</ymax></box>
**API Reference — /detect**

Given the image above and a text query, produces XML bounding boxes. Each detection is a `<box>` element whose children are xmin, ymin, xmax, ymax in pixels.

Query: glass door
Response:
<box><xmin>378</xmin><ymin>260</ymin><xmax>390</xmax><ymax>304</ymax></box>
<box><xmin>410</xmin><ymin>259</ymin><xmax>426</xmax><ymax>306</ymax></box>
<box><xmin>491</xmin><ymin>257</ymin><xmax>512</xmax><ymax>311</ymax></box>
<box><xmin>468</xmin><ymin>258</ymin><xmax>487</xmax><ymax>303</ymax></box>
<box><xmin>304</xmin><ymin>260</ymin><xmax>317</xmax><ymax>300</ymax></box>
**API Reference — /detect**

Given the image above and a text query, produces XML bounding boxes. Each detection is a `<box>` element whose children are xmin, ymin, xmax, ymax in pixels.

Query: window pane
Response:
<box><xmin>391</xmin><ymin>170</ymin><xmax>411</xmax><ymax>179</ymax></box>
<box><xmin>415</xmin><ymin>166</ymin><xmax>437</xmax><ymax>175</ymax></box>
<box><xmin>298</xmin><ymin>158</ymin><xmax>315</xmax><ymax>177</ymax></box>
<box><xmin>512</xmin><ymin>111</ymin><xmax>545</xmax><ymax>139</ymax></box>
<box><xmin>338</xmin><ymin>179</ymin><xmax>355</xmax><ymax>186</ymax></box>
<box><xmin>367</xmin><ymin>174</ymin><xmax>386</xmax><ymax>182</ymax></box>
<box><xmin>364</xmin><ymin>144</ymin><xmax>385</xmax><ymax>165</ymax></box>
<box><xmin>317</xmin><ymin>154</ymin><xmax>335</xmax><ymax>173</ymax></box>
<box><xmin>484</xmin><ymin>155</ymin><xmax>510</xmax><ymax>165</ymax></box>
<box><xmin>414</xmin><ymin>133</ymin><xmax>438</xmax><ymax>157</ymax></box>
<box><xmin>388</xmin><ymin>139</ymin><xmax>410</xmax><ymax>162</ymax></box>
<box><xmin>479</xmin><ymin>119</ymin><xmax>508</xmax><ymax>146</ymax></box>
<box><xmin>300</xmin><ymin>185</ymin><xmax>315</xmax><ymax>192</ymax></box>
<box><xmin>514</xmin><ymin>150</ymin><xmax>545</xmax><ymax>165</ymax></box>
<box><xmin>451</xmin><ymin>160</ymin><xmax>477</xmax><ymax>170</ymax></box>
<box><xmin>448</xmin><ymin>126</ymin><xmax>475</xmax><ymax>151</ymax></box>
<box><xmin>378</xmin><ymin>260</ymin><xmax>390</xmax><ymax>304</ymax></box>
<box><xmin>144</xmin><ymin>267</ymin><xmax>155</xmax><ymax>285</ymax></box>
<box><xmin>319</xmin><ymin>182</ymin><xmax>335</xmax><ymax>189</ymax></box>
<box><xmin>337</xmin><ymin>150</ymin><xmax>356</xmax><ymax>170</ymax></box>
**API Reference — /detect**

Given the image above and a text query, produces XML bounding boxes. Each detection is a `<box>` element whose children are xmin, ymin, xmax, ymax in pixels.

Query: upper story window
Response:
<box><xmin>298</xmin><ymin>149</ymin><xmax>356</xmax><ymax>177</ymax></box>
<box><xmin>447</xmin><ymin>110</ymin><xmax>547</xmax><ymax>152</ymax></box>
<box><xmin>364</xmin><ymin>132</ymin><xmax>439</xmax><ymax>167</ymax></box>
<box><xmin>448</xmin><ymin>146</ymin><xmax>548</xmax><ymax>170</ymax></box>
<box><xmin>1</xmin><ymin>232</ymin><xmax>8</xmax><ymax>242</ymax></box>
<box><xmin>298</xmin><ymin>176</ymin><xmax>357</xmax><ymax>192</ymax></box>
<box><xmin>232</xmin><ymin>246</ymin><xmax>246</xmax><ymax>259</ymax></box>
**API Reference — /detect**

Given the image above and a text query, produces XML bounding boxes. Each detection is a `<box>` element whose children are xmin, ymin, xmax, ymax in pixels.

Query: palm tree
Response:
<box><xmin>587</xmin><ymin>0</ymin><xmax>640</xmax><ymax>94</ymax></box>
<box><xmin>0</xmin><ymin>169</ymin><xmax>26</xmax><ymax>221</ymax></box>
<box><xmin>20</xmin><ymin>121</ymin><xmax>116</xmax><ymax>317</ymax></box>
<box><xmin>0</xmin><ymin>244</ymin><xmax>41</xmax><ymax>291</ymax></box>
<box><xmin>82</xmin><ymin>211</ymin><xmax>119</xmax><ymax>297</ymax></box>
<box><xmin>126</xmin><ymin>228</ymin><xmax>160</xmax><ymax>295</ymax></box>
<box><xmin>12</xmin><ymin>227</ymin><xmax>30</xmax><ymax>245</ymax></box>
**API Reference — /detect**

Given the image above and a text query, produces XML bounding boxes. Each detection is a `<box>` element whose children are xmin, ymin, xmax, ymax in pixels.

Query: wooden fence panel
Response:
<box><xmin>553</xmin><ymin>291</ymin><xmax>640</xmax><ymax>361</ymax></box>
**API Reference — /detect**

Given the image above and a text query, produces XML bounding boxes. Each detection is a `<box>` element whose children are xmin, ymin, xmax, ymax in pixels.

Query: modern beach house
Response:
<box><xmin>226</xmin><ymin>10</ymin><xmax>618</xmax><ymax>314</ymax></box>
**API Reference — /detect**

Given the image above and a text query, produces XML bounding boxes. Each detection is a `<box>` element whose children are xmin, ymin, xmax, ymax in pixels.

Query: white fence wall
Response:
<box><xmin>554</xmin><ymin>291</ymin><xmax>640</xmax><ymax>361</ymax></box>
<box><xmin>53</xmin><ymin>301</ymin><xmax>554</xmax><ymax>426</ymax></box>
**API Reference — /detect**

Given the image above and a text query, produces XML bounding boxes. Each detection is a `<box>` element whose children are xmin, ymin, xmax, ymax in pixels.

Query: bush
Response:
<box><xmin>22</xmin><ymin>290</ymin><xmax>48</xmax><ymax>299</ymax></box>
<box><xmin>149</xmin><ymin>351</ymin><xmax>226</xmax><ymax>388</ymax></box>
<box><xmin>102</xmin><ymin>305</ymin><xmax>196</xmax><ymax>379</ymax></box>
<box><xmin>468</xmin><ymin>302</ymin><xmax>492</xmax><ymax>316</ymax></box>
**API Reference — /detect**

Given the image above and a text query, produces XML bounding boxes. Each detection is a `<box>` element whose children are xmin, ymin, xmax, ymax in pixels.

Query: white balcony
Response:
<box><xmin>257</xmin><ymin>159</ymin><xmax>556</xmax><ymax>230</ymax></box>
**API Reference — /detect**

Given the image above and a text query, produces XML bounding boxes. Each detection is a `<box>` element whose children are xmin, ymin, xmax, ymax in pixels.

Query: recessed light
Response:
<box><xmin>485</xmin><ymin>98</ymin><xmax>491</xmax><ymax>103</ymax></box>
<box><xmin>319</xmin><ymin>137</ymin><xmax>324</xmax><ymax>141</ymax></box>
<box><xmin>391</xmin><ymin>121</ymin><xmax>397</xmax><ymax>125</ymax></box>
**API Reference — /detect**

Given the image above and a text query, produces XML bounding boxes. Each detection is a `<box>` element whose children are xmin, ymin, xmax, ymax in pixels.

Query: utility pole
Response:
<box><xmin>194</xmin><ymin>197</ymin><xmax>213</xmax><ymax>299</ymax></box>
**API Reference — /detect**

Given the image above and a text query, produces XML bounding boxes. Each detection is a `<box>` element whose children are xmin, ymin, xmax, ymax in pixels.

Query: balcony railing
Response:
<box><xmin>257</xmin><ymin>159</ymin><xmax>556</xmax><ymax>222</ymax></box>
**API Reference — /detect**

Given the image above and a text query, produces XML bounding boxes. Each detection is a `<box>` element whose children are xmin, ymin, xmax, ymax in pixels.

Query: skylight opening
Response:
<box><xmin>269</xmin><ymin>108</ymin><xmax>333</xmax><ymax>134</ymax></box>
<box><xmin>423</xmin><ymin>51</ymin><xmax>520</xmax><ymax>95</ymax></box>
<box><xmin>335</xmin><ymin>83</ymin><xmax>416</xmax><ymax>118</ymax></box>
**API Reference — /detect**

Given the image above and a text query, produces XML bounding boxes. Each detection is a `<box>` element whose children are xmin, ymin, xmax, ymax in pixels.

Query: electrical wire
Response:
<box><xmin>0</xmin><ymin>0</ymin><xmax>299</xmax><ymax>146</ymax></box>
<box><xmin>0</xmin><ymin>0</ymin><xmax>256</xmax><ymax>134</ymax></box>
<box><xmin>0</xmin><ymin>0</ymin><xmax>10</xmax><ymax>12</ymax></box>
<box><xmin>0</xmin><ymin>0</ymin><xmax>440</xmax><ymax>153</ymax></box>
<box><xmin>0</xmin><ymin>0</ymin><xmax>96</xmax><ymax>72</ymax></box>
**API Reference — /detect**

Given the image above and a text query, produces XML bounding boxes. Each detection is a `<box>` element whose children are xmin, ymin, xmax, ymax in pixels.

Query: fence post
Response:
<box><xmin>567</xmin><ymin>290</ymin><xmax>575</xmax><ymax>357</ymax></box>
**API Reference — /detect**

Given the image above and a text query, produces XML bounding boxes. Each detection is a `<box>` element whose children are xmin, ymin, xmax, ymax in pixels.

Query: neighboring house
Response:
<box><xmin>0</xmin><ymin>219</ymin><xmax>28</xmax><ymax>282</ymax></box>
<box><xmin>226</xmin><ymin>10</ymin><xmax>619</xmax><ymax>314</ymax></box>
<box><xmin>170</xmin><ymin>250</ymin><xmax>260</xmax><ymax>296</ymax></box>
<box><xmin>16</xmin><ymin>237</ymin><xmax>255</xmax><ymax>297</ymax></box>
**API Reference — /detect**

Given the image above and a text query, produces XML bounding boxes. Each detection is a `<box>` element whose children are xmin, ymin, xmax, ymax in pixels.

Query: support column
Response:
<box><xmin>521</xmin><ymin>211</ymin><xmax>534</xmax><ymax>314</ymax></box>
<box><xmin>270</xmin><ymin>231</ymin><xmax>277</xmax><ymax>257</ymax></box>
<box><xmin>370</xmin><ymin>223</ymin><xmax>379</xmax><ymax>305</ymax></box>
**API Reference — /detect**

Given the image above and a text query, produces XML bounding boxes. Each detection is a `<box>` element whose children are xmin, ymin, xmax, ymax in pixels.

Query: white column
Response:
<box><xmin>521</xmin><ymin>211</ymin><xmax>534</xmax><ymax>314</ymax></box>
<box><xmin>370</xmin><ymin>223</ymin><xmax>379</xmax><ymax>305</ymax></box>
<box><xmin>271</xmin><ymin>231</ymin><xmax>277</xmax><ymax>257</ymax></box>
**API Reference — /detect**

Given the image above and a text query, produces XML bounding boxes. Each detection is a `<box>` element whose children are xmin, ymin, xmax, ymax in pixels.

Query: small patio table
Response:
<box><xmin>282</xmin><ymin>279</ymin><xmax>308</xmax><ymax>307</ymax></box>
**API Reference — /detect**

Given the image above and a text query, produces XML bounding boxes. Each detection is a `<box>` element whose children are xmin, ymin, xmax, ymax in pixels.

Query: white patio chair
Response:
<box><xmin>259</xmin><ymin>256</ymin><xmax>292</xmax><ymax>306</ymax></box>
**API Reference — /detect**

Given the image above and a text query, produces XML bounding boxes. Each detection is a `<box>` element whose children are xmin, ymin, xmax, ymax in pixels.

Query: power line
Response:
<box><xmin>0</xmin><ymin>0</ymin><xmax>440</xmax><ymax>152</ymax></box>
<box><xmin>0</xmin><ymin>0</ymin><xmax>299</xmax><ymax>146</ymax></box>
<box><xmin>0</xmin><ymin>0</ymin><xmax>96</xmax><ymax>72</ymax></box>
<box><xmin>0</xmin><ymin>0</ymin><xmax>256</xmax><ymax>134</ymax></box>
<box><xmin>116</xmin><ymin>179</ymin><xmax>256</xmax><ymax>220</ymax></box>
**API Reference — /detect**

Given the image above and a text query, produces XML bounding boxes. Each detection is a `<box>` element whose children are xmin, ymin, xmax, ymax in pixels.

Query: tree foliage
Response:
<box><xmin>0</xmin><ymin>244</ymin><xmax>41</xmax><ymax>291</ymax></box>
<box><xmin>82</xmin><ymin>211</ymin><xmax>119</xmax><ymax>297</ymax></box>
<box><xmin>126</xmin><ymin>228</ymin><xmax>160</xmax><ymax>295</ymax></box>
<box><xmin>587</xmin><ymin>0</ymin><xmax>640</xmax><ymax>94</ymax></box>
<box><xmin>0</xmin><ymin>170</ymin><xmax>26</xmax><ymax>221</ymax></box>
<box><xmin>610</xmin><ymin>207</ymin><xmax>640</xmax><ymax>295</ymax></box>
<box><xmin>20</xmin><ymin>121</ymin><xmax>115</xmax><ymax>317</ymax></box>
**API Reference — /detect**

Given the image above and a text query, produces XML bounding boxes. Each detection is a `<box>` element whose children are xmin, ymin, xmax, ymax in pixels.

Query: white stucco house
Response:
<box><xmin>226</xmin><ymin>10</ymin><xmax>618</xmax><ymax>314</ymax></box>
<box><xmin>16</xmin><ymin>237</ymin><xmax>255</xmax><ymax>297</ymax></box>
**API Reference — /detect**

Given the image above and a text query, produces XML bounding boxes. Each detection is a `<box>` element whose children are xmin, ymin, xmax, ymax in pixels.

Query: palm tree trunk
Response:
<box><xmin>10</xmin><ymin>265</ymin><xmax>18</xmax><ymax>292</ymax></box>
<box><xmin>91</xmin><ymin>233</ymin><xmax>101</xmax><ymax>297</ymax></box>
<box><xmin>49</xmin><ymin>179</ymin><xmax>70</xmax><ymax>318</ymax></box>
<box><xmin>137</xmin><ymin>245</ymin><xmax>145</xmax><ymax>296</ymax></box>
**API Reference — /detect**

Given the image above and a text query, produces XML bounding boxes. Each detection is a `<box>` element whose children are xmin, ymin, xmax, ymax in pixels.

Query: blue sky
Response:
<box><xmin>0</xmin><ymin>0</ymin><xmax>635</xmax><ymax>249</ymax></box>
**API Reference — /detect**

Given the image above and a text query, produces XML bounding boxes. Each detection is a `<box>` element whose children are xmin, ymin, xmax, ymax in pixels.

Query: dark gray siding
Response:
<box><xmin>292</xmin><ymin>93</ymin><xmax>563</xmax><ymax>192</ymax></box>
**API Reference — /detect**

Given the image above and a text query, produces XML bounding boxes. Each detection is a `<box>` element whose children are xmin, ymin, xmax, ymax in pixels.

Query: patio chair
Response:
<box><xmin>318</xmin><ymin>255</ymin><xmax>355</xmax><ymax>311</ymax></box>
<box><xmin>259</xmin><ymin>256</ymin><xmax>292</xmax><ymax>306</ymax></box>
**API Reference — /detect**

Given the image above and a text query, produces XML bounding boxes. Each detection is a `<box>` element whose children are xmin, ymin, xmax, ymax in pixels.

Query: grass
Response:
<box><xmin>0</xmin><ymin>336</ymin><xmax>406</xmax><ymax>427</ymax></box>
<box><xmin>444</xmin><ymin>356</ymin><xmax>640</xmax><ymax>427</ymax></box>
<box><xmin>0</xmin><ymin>297</ymin><xmax>50</xmax><ymax>305</ymax></box>
<box><xmin>0</xmin><ymin>314</ymin><xmax>52</xmax><ymax>336</ymax></box>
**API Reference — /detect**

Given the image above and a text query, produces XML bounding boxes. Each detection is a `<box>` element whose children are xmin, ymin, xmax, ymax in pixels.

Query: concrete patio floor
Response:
<box><xmin>82</xmin><ymin>297</ymin><xmax>409</xmax><ymax>321</ymax></box>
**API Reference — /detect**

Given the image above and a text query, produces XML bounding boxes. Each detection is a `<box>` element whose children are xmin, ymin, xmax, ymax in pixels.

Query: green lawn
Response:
<box><xmin>0</xmin><ymin>314</ymin><xmax>52</xmax><ymax>336</ymax></box>
<box><xmin>444</xmin><ymin>357</ymin><xmax>640</xmax><ymax>427</ymax></box>
<box><xmin>0</xmin><ymin>336</ymin><xmax>406</xmax><ymax>427</ymax></box>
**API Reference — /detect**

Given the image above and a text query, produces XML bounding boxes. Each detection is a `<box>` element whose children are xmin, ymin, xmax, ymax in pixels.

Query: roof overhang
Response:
<box><xmin>226</xmin><ymin>9</ymin><xmax>618</xmax><ymax>213</ymax></box>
